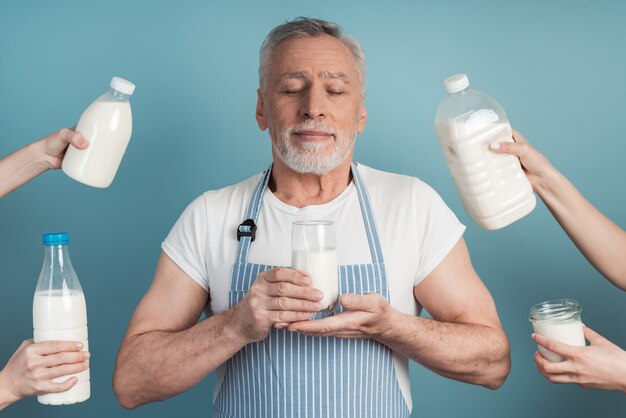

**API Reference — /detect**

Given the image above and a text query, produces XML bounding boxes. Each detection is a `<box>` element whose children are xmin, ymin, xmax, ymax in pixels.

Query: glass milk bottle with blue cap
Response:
<box><xmin>33</xmin><ymin>232</ymin><xmax>90</xmax><ymax>404</ymax></box>
<box><xmin>62</xmin><ymin>76</ymin><xmax>136</xmax><ymax>188</ymax></box>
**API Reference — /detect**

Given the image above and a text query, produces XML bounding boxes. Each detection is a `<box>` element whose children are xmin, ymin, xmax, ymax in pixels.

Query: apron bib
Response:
<box><xmin>214</xmin><ymin>163</ymin><xmax>410</xmax><ymax>418</ymax></box>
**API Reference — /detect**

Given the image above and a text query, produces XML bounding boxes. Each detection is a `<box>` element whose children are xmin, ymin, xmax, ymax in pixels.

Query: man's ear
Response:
<box><xmin>256</xmin><ymin>89</ymin><xmax>268</xmax><ymax>131</ymax></box>
<box><xmin>356</xmin><ymin>103</ymin><xmax>367</xmax><ymax>134</ymax></box>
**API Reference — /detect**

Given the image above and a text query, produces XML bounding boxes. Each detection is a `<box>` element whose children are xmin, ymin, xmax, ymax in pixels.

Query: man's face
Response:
<box><xmin>256</xmin><ymin>34</ymin><xmax>367</xmax><ymax>175</ymax></box>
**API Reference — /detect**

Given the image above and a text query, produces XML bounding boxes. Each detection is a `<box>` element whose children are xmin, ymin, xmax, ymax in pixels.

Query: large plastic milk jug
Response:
<box><xmin>434</xmin><ymin>74</ymin><xmax>536</xmax><ymax>230</ymax></box>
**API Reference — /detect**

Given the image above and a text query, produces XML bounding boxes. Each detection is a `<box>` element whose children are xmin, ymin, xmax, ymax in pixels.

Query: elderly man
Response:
<box><xmin>113</xmin><ymin>17</ymin><xmax>510</xmax><ymax>417</ymax></box>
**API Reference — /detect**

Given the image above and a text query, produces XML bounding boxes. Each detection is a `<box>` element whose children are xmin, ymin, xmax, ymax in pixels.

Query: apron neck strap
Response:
<box><xmin>350</xmin><ymin>162</ymin><xmax>385</xmax><ymax>266</ymax></box>
<box><xmin>234</xmin><ymin>164</ymin><xmax>272</xmax><ymax>265</ymax></box>
<box><xmin>235</xmin><ymin>162</ymin><xmax>386</xmax><ymax>267</ymax></box>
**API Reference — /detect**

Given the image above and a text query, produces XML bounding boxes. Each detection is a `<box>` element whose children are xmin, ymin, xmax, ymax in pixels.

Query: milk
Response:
<box><xmin>33</xmin><ymin>290</ymin><xmax>90</xmax><ymax>404</ymax></box>
<box><xmin>435</xmin><ymin>74</ymin><xmax>536</xmax><ymax>230</ymax></box>
<box><xmin>435</xmin><ymin>120</ymin><xmax>536</xmax><ymax>230</ymax></box>
<box><xmin>292</xmin><ymin>249</ymin><xmax>338</xmax><ymax>311</ymax></box>
<box><xmin>63</xmin><ymin>101</ymin><xmax>132</xmax><ymax>187</ymax></box>
<box><xmin>532</xmin><ymin>319</ymin><xmax>585</xmax><ymax>362</ymax></box>
<box><xmin>62</xmin><ymin>77</ymin><xmax>135</xmax><ymax>188</ymax></box>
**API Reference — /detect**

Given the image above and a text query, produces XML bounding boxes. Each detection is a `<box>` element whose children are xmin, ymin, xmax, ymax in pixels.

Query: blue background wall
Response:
<box><xmin>1</xmin><ymin>1</ymin><xmax>625</xmax><ymax>417</ymax></box>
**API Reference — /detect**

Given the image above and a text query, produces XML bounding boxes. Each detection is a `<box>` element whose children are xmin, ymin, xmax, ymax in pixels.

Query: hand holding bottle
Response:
<box><xmin>0</xmin><ymin>340</ymin><xmax>89</xmax><ymax>411</ymax></box>
<box><xmin>489</xmin><ymin>129</ymin><xmax>626</xmax><ymax>290</ymax></box>
<box><xmin>0</xmin><ymin>128</ymin><xmax>88</xmax><ymax>198</ymax></box>
<box><xmin>489</xmin><ymin>129</ymin><xmax>557</xmax><ymax>191</ymax></box>
<box><xmin>37</xmin><ymin>128</ymin><xmax>89</xmax><ymax>170</ymax></box>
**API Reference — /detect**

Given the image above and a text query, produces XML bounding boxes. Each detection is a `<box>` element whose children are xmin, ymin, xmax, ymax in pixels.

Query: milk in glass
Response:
<box><xmin>292</xmin><ymin>221</ymin><xmax>339</xmax><ymax>315</ymax></box>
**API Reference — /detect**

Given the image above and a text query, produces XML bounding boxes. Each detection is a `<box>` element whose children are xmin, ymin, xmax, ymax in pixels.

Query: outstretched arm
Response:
<box><xmin>0</xmin><ymin>128</ymin><xmax>88</xmax><ymax>198</ymax></box>
<box><xmin>490</xmin><ymin>130</ymin><xmax>626</xmax><ymax>290</ymax></box>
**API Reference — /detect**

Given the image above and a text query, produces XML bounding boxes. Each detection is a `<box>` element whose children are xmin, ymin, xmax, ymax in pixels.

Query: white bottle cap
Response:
<box><xmin>444</xmin><ymin>73</ymin><xmax>470</xmax><ymax>94</ymax></box>
<box><xmin>110</xmin><ymin>77</ymin><xmax>136</xmax><ymax>96</ymax></box>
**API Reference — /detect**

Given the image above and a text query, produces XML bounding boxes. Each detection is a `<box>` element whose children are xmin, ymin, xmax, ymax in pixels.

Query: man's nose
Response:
<box><xmin>299</xmin><ymin>87</ymin><xmax>326</xmax><ymax>119</ymax></box>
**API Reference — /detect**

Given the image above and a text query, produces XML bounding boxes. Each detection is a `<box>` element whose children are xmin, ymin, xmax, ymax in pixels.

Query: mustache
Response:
<box><xmin>289</xmin><ymin>120</ymin><xmax>336</xmax><ymax>136</ymax></box>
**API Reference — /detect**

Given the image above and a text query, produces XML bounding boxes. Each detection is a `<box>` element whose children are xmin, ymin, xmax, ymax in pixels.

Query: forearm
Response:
<box><xmin>535</xmin><ymin>167</ymin><xmax>626</xmax><ymax>290</ymax></box>
<box><xmin>0</xmin><ymin>370</ymin><xmax>20</xmax><ymax>411</ymax></box>
<box><xmin>113</xmin><ymin>308</ymin><xmax>248</xmax><ymax>409</ymax></box>
<box><xmin>376</xmin><ymin>310</ymin><xmax>510</xmax><ymax>389</ymax></box>
<box><xmin>0</xmin><ymin>141</ymin><xmax>50</xmax><ymax>198</ymax></box>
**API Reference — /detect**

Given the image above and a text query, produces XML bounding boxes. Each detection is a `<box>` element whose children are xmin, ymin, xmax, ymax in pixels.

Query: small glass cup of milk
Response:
<box><xmin>529</xmin><ymin>299</ymin><xmax>585</xmax><ymax>362</ymax></box>
<box><xmin>291</xmin><ymin>221</ymin><xmax>339</xmax><ymax>318</ymax></box>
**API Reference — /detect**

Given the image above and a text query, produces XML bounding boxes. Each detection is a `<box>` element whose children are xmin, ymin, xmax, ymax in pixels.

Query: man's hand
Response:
<box><xmin>286</xmin><ymin>293</ymin><xmax>393</xmax><ymax>339</ymax></box>
<box><xmin>533</xmin><ymin>327</ymin><xmax>626</xmax><ymax>394</ymax></box>
<box><xmin>230</xmin><ymin>268</ymin><xmax>324</xmax><ymax>343</ymax></box>
<box><xmin>0</xmin><ymin>339</ymin><xmax>89</xmax><ymax>404</ymax></box>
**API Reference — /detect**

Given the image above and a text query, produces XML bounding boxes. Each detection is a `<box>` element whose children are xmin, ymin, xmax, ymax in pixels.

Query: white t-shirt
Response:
<box><xmin>162</xmin><ymin>162</ymin><xmax>465</xmax><ymax>411</ymax></box>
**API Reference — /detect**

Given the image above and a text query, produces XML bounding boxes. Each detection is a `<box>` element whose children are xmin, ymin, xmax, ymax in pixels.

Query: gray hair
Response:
<box><xmin>259</xmin><ymin>17</ymin><xmax>366</xmax><ymax>98</ymax></box>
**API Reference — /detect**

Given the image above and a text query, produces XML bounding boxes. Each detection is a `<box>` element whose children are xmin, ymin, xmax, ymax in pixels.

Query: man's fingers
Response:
<box><xmin>288</xmin><ymin>313</ymin><xmax>355</xmax><ymax>334</ymax></box>
<box><xmin>263</xmin><ymin>268</ymin><xmax>311</xmax><ymax>286</ymax></box>
<box><xmin>340</xmin><ymin>293</ymin><xmax>381</xmax><ymax>311</ymax></box>
<box><xmin>272</xmin><ymin>311</ymin><xmax>315</xmax><ymax>324</ymax></box>
<box><xmin>268</xmin><ymin>281</ymin><xmax>323</xmax><ymax>302</ymax></box>
<box><xmin>33</xmin><ymin>341</ymin><xmax>84</xmax><ymax>355</ymax></box>
<box><xmin>268</xmin><ymin>296</ymin><xmax>322</xmax><ymax>312</ymax></box>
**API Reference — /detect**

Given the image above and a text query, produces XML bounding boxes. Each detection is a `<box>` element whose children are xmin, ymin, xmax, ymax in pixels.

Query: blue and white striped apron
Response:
<box><xmin>213</xmin><ymin>163</ymin><xmax>410</xmax><ymax>418</ymax></box>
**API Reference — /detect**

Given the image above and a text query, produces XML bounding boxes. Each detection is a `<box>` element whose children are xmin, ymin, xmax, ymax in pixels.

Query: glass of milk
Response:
<box><xmin>529</xmin><ymin>299</ymin><xmax>585</xmax><ymax>362</ymax></box>
<box><xmin>292</xmin><ymin>221</ymin><xmax>339</xmax><ymax>318</ymax></box>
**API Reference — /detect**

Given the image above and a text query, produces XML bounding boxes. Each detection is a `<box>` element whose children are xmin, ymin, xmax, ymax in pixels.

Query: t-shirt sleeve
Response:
<box><xmin>413</xmin><ymin>181</ymin><xmax>466</xmax><ymax>286</ymax></box>
<box><xmin>162</xmin><ymin>194</ymin><xmax>209</xmax><ymax>292</ymax></box>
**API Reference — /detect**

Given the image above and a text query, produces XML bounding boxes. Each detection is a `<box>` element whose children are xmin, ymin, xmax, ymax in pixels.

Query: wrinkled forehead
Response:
<box><xmin>268</xmin><ymin>35</ymin><xmax>359</xmax><ymax>82</ymax></box>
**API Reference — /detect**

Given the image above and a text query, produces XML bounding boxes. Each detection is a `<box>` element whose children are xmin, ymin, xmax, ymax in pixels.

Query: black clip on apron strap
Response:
<box><xmin>237</xmin><ymin>219</ymin><xmax>257</xmax><ymax>241</ymax></box>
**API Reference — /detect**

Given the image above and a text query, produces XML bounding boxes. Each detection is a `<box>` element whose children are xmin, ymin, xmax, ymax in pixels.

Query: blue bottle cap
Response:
<box><xmin>43</xmin><ymin>232</ymin><xmax>70</xmax><ymax>246</ymax></box>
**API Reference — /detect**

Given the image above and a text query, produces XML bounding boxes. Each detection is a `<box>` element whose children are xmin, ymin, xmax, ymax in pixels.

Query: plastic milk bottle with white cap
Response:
<box><xmin>33</xmin><ymin>232</ymin><xmax>90</xmax><ymax>405</ymax></box>
<box><xmin>434</xmin><ymin>74</ymin><xmax>536</xmax><ymax>230</ymax></box>
<box><xmin>62</xmin><ymin>77</ymin><xmax>136</xmax><ymax>188</ymax></box>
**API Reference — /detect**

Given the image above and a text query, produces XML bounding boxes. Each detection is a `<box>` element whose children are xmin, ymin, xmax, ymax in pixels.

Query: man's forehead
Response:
<box><xmin>269</xmin><ymin>35</ymin><xmax>357</xmax><ymax>77</ymax></box>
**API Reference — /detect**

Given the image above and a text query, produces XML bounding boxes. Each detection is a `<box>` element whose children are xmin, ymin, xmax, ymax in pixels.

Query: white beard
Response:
<box><xmin>269</xmin><ymin>119</ymin><xmax>356</xmax><ymax>175</ymax></box>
